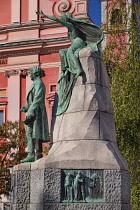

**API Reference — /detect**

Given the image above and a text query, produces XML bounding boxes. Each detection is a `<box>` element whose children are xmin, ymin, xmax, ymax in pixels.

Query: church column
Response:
<box><xmin>29</xmin><ymin>0</ymin><xmax>38</xmax><ymax>21</ymax></box>
<box><xmin>26</xmin><ymin>74</ymin><xmax>32</xmax><ymax>97</ymax></box>
<box><xmin>6</xmin><ymin>55</ymin><xmax>39</xmax><ymax>121</ymax></box>
<box><xmin>100</xmin><ymin>0</ymin><xmax>107</xmax><ymax>50</ymax></box>
<box><xmin>7</xmin><ymin>73</ymin><xmax>20</xmax><ymax>121</ymax></box>
<box><xmin>11</xmin><ymin>0</ymin><xmax>21</xmax><ymax>23</ymax></box>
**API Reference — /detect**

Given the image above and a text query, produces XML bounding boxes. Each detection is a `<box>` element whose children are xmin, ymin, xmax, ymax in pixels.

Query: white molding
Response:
<box><xmin>40</xmin><ymin>61</ymin><xmax>60</xmax><ymax>68</ymax></box>
<box><xmin>101</xmin><ymin>0</ymin><xmax>107</xmax><ymax>25</ymax></box>
<box><xmin>101</xmin><ymin>0</ymin><xmax>107</xmax><ymax>49</ymax></box>
<box><xmin>0</xmin><ymin>62</ymin><xmax>39</xmax><ymax>72</ymax></box>
<box><xmin>26</xmin><ymin>75</ymin><xmax>33</xmax><ymax>97</ymax></box>
<box><xmin>0</xmin><ymin>60</ymin><xmax>61</xmax><ymax>73</ymax></box>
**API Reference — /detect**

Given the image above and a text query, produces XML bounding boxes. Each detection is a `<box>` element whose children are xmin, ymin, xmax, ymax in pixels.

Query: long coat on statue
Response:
<box><xmin>25</xmin><ymin>78</ymin><xmax>50</xmax><ymax>142</ymax></box>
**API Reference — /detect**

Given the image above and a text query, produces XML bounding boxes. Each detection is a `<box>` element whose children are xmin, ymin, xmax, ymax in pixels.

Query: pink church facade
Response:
<box><xmin>0</xmin><ymin>0</ymin><xmax>137</xmax><ymax>128</ymax></box>
<box><xmin>0</xmin><ymin>0</ymin><xmax>89</xmax><ymax>129</ymax></box>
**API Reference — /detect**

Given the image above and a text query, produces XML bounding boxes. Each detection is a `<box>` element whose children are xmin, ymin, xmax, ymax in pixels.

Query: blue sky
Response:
<box><xmin>89</xmin><ymin>0</ymin><xmax>101</xmax><ymax>26</ymax></box>
<box><xmin>89</xmin><ymin>0</ymin><xmax>140</xmax><ymax>25</ymax></box>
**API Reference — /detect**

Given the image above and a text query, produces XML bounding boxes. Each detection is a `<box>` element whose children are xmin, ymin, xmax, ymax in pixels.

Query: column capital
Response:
<box><xmin>5</xmin><ymin>69</ymin><xmax>29</xmax><ymax>77</ymax></box>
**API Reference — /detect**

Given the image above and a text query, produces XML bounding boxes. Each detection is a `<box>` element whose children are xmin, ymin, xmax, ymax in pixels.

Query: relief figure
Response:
<box><xmin>64</xmin><ymin>172</ymin><xmax>73</xmax><ymax>201</ymax></box>
<box><xmin>74</xmin><ymin>171</ymin><xmax>85</xmax><ymax>201</ymax></box>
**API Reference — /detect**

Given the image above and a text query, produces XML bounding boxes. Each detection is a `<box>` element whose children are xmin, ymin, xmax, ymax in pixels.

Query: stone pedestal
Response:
<box><xmin>10</xmin><ymin>48</ymin><xmax>131</xmax><ymax>210</ymax></box>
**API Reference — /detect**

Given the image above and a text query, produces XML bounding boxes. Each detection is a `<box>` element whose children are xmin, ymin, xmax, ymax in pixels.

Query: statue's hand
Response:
<box><xmin>40</xmin><ymin>10</ymin><xmax>46</xmax><ymax>18</ymax></box>
<box><xmin>75</xmin><ymin>69</ymin><xmax>83</xmax><ymax>78</ymax></box>
<box><xmin>23</xmin><ymin>113</ymin><xmax>35</xmax><ymax>125</ymax></box>
<box><xmin>26</xmin><ymin>113</ymin><xmax>35</xmax><ymax>120</ymax></box>
<box><xmin>75</xmin><ymin>73</ymin><xmax>80</xmax><ymax>79</ymax></box>
<box><xmin>36</xmin><ymin>10</ymin><xmax>46</xmax><ymax>18</ymax></box>
<box><xmin>20</xmin><ymin>106</ymin><xmax>27</xmax><ymax>113</ymax></box>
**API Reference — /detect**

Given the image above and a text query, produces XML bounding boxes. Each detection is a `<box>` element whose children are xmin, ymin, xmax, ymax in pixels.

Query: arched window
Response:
<box><xmin>110</xmin><ymin>9</ymin><xmax>123</xmax><ymax>25</ymax></box>
<box><xmin>0</xmin><ymin>110</ymin><xmax>4</xmax><ymax>125</ymax></box>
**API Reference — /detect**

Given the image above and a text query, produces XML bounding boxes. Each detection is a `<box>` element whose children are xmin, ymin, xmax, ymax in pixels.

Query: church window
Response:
<box><xmin>0</xmin><ymin>89</ymin><xmax>6</xmax><ymax>97</ymax></box>
<box><xmin>50</xmin><ymin>84</ymin><xmax>56</xmax><ymax>93</ymax></box>
<box><xmin>0</xmin><ymin>110</ymin><xmax>4</xmax><ymax>125</ymax></box>
<box><xmin>110</xmin><ymin>9</ymin><xmax>123</xmax><ymax>25</ymax></box>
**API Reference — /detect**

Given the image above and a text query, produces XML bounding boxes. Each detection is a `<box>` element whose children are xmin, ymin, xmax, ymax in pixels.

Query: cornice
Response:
<box><xmin>0</xmin><ymin>62</ymin><xmax>39</xmax><ymax>74</ymax></box>
<box><xmin>0</xmin><ymin>37</ymin><xmax>70</xmax><ymax>58</ymax></box>
<box><xmin>0</xmin><ymin>37</ymin><xmax>68</xmax><ymax>48</ymax></box>
<box><xmin>0</xmin><ymin>16</ymin><xmax>91</xmax><ymax>34</ymax></box>
<box><xmin>0</xmin><ymin>21</ymin><xmax>62</xmax><ymax>34</ymax></box>
<box><xmin>0</xmin><ymin>101</ymin><xmax>8</xmax><ymax>105</ymax></box>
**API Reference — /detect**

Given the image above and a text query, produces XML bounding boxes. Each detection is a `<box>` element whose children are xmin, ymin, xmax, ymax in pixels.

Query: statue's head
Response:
<box><xmin>60</xmin><ymin>12</ymin><xmax>73</xmax><ymax>21</ymax></box>
<box><xmin>30</xmin><ymin>66</ymin><xmax>43</xmax><ymax>80</ymax></box>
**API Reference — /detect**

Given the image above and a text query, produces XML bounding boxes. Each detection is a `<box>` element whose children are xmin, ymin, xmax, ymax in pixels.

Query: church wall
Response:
<box><xmin>0</xmin><ymin>0</ymin><xmax>11</xmax><ymax>25</ymax></box>
<box><xmin>20</xmin><ymin>76</ymin><xmax>26</xmax><ymax>121</ymax></box>
<box><xmin>0</xmin><ymin>72</ymin><xmax>8</xmax><ymax>89</ymax></box>
<box><xmin>39</xmin><ymin>0</ymin><xmax>54</xmax><ymax>16</ymax></box>
<box><xmin>40</xmin><ymin>53</ymin><xmax>60</xmax><ymax>62</ymax></box>
<box><xmin>0</xmin><ymin>34</ymin><xmax>8</xmax><ymax>43</ymax></box>
<box><xmin>21</xmin><ymin>0</ymin><xmax>29</xmax><ymax>23</ymax></box>
<box><xmin>9</xmin><ymin>29</ymin><xmax>39</xmax><ymax>42</ymax></box>
<box><xmin>40</xmin><ymin>27</ymin><xmax>67</xmax><ymax>38</ymax></box>
<box><xmin>0</xmin><ymin>69</ymin><xmax>8</xmax><ymax>124</ymax></box>
<box><xmin>42</xmin><ymin>67</ymin><xmax>59</xmax><ymax>129</ymax></box>
<box><xmin>8</xmin><ymin>55</ymin><xmax>39</xmax><ymax>66</ymax></box>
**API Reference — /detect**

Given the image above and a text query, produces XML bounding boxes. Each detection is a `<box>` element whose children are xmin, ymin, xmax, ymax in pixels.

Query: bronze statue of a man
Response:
<box><xmin>20</xmin><ymin>66</ymin><xmax>50</xmax><ymax>163</ymax></box>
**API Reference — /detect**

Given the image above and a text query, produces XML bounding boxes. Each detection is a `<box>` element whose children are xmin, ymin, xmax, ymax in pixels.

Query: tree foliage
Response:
<box><xmin>0</xmin><ymin>121</ymin><xmax>27</xmax><ymax>195</ymax></box>
<box><xmin>42</xmin><ymin>142</ymin><xmax>50</xmax><ymax>156</ymax></box>
<box><xmin>102</xmin><ymin>1</ymin><xmax>140</xmax><ymax>209</ymax></box>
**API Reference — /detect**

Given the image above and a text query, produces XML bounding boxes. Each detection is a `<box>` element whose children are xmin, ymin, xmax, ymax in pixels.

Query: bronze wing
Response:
<box><xmin>68</xmin><ymin>18</ymin><xmax>104</xmax><ymax>44</ymax></box>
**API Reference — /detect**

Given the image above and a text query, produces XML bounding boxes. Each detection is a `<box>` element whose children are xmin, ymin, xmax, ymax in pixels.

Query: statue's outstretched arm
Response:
<box><xmin>37</xmin><ymin>10</ymin><xmax>72</xmax><ymax>28</ymax></box>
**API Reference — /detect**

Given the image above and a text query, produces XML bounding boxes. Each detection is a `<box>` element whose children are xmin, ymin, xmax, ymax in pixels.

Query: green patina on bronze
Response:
<box><xmin>62</xmin><ymin>169</ymin><xmax>104</xmax><ymax>203</ymax></box>
<box><xmin>38</xmin><ymin>11</ymin><xmax>104</xmax><ymax>115</ymax></box>
<box><xmin>20</xmin><ymin>66</ymin><xmax>50</xmax><ymax>163</ymax></box>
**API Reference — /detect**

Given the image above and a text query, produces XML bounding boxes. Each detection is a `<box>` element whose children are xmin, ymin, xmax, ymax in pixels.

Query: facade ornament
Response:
<box><xmin>59</xmin><ymin>0</ymin><xmax>70</xmax><ymax>12</ymax></box>
<box><xmin>20</xmin><ymin>69</ymin><xmax>29</xmax><ymax>76</ymax></box>
<box><xmin>54</xmin><ymin>0</ymin><xmax>75</xmax><ymax>16</ymax></box>
<box><xmin>4</xmin><ymin>70</ymin><xmax>19</xmax><ymax>77</ymax></box>
<box><xmin>5</xmin><ymin>69</ymin><xmax>29</xmax><ymax>77</ymax></box>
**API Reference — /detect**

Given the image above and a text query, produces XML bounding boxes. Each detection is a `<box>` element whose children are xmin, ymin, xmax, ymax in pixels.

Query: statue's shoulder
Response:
<box><xmin>34</xmin><ymin>78</ymin><xmax>45</xmax><ymax>88</ymax></box>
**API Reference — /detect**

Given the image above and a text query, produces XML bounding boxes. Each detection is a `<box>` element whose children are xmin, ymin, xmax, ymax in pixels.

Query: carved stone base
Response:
<box><xmin>10</xmin><ymin>168</ymin><xmax>131</xmax><ymax>210</ymax></box>
<box><xmin>43</xmin><ymin>203</ymin><xmax>131</xmax><ymax>210</ymax></box>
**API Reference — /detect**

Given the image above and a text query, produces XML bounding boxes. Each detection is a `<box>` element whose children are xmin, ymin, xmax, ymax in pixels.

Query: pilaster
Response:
<box><xmin>8</xmin><ymin>74</ymin><xmax>20</xmax><ymax>121</ymax></box>
<box><xmin>11</xmin><ymin>0</ymin><xmax>21</xmax><ymax>23</ymax></box>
